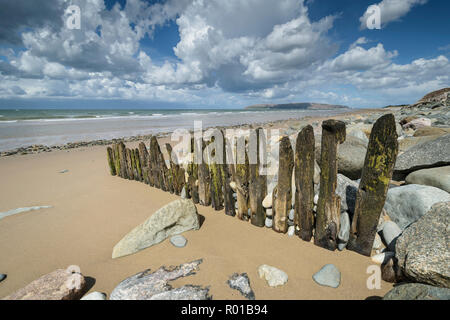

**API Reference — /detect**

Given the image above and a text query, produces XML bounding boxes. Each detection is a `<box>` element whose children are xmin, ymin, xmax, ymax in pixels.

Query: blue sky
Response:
<box><xmin>0</xmin><ymin>0</ymin><xmax>449</xmax><ymax>109</ymax></box>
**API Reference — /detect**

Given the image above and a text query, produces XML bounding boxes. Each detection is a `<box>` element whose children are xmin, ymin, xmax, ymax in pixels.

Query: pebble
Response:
<box><xmin>262</xmin><ymin>193</ymin><xmax>273</xmax><ymax>208</ymax></box>
<box><xmin>265</xmin><ymin>208</ymin><xmax>273</xmax><ymax>217</ymax></box>
<box><xmin>0</xmin><ymin>274</ymin><xmax>6</xmax><ymax>282</ymax></box>
<box><xmin>180</xmin><ymin>186</ymin><xmax>187</xmax><ymax>199</ymax></box>
<box><xmin>288</xmin><ymin>209</ymin><xmax>295</xmax><ymax>221</ymax></box>
<box><xmin>170</xmin><ymin>235</ymin><xmax>187</xmax><ymax>248</ymax></box>
<box><xmin>81</xmin><ymin>291</ymin><xmax>107</xmax><ymax>300</ymax></box>
<box><xmin>230</xmin><ymin>181</ymin><xmax>237</xmax><ymax>192</ymax></box>
<box><xmin>287</xmin><ymin>226</ymin><xmax>295</xmax><ymax>237</ymax></box>
<box><xmin>265</xmin><ymin>217</ymin><xmax>273</xmax><ymax>228</ymax></box>
<box><xmin>371</xmin><ymin>252</ymin><xmax>395</xmax><ymax>265</ymax></box>
<box><xmin>313</xmin><ymin>194</ymin><xmax>319</xmax><ymax>205</ymax></box>
<box><xmin>59</xmin><ymin>169</ymin><xmax>69</xmax><ymax>174</ymax></box>
<box><xmin>381</xmin><ymin>221</ymin><xmax>402</xmax><ymax>250</ymax></box>
<box><xmin>258</xmin><ymin>265</ymin><xmax>288</xmax><ymax>287</ymax></box>
<box><xmin>312</xmin><ymin>264</ymin><xmax>341</xmax><ymax>288</ymax></box>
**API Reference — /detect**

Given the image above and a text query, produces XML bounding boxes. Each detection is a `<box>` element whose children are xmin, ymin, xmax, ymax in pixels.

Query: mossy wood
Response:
<box><xmin>249</xmin><ymin>128</ymin><xmax>267</xmax><ymax>227</ymax></box>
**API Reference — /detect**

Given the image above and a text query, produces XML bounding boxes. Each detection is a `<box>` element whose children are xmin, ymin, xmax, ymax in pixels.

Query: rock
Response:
<box><xmin>371</xmin><ymin>252</ymin><xmax>394</xmax><ymax>264</ymax></box>
<box><xmin>3</xmin><ymin>267</ymin><xmax>87</xmax><ymax>300</ymax></box>
<box><xmin>402</xmin><ymin>117</ymin><xmax>431</xmax><ymax>130</ymax></box>
<box><xmin>413</xmin><ymin>127</ymin><xmax>450</xmax><ymax>137</ymax></box>
<box><xmin>0</xmin><ymin>205</ymin><xmax>53</xmax><ymax>221</ymax></box>
<box><xmin>112</xmin><ymin>199</ymin><xmax>200</xmax><ymax>258</ymax></box>
<box><xmin>0</xmin><ymin>274</ymin><xmax>6</xmax><ymax>282</ymax></box>
<box><xmin>405</xmin><ymin>166</ymin><xmax>450</xmax><ymax>193</ymax></box>
<box><xmin>335</xmin><ymin>174</ymin><xmax>359</xmax><ymax>214</ymax></box>
<box><xmin>394</xmin><ymin>134</ymin><xmax>450</xmax><ymax>178</ymax></box>
<box><xmin>59</xmin><ymin>169</ymin><xmax>69</xmax><ymax>174</ymax></box>
<box><xmin>372</xmin><ymin>233</ymin><xmax>383</xmax><ymax>250</ymax></box>
<box><xmin>381</xmin><ymin>256</ymin><xmax>403</xmax><ymax>283</ymax></box>
<box><xmin>265</xmin><ymin>208</ymin><xmax>273</xmax><ymax>217</ymax></box>
<box><xmin>314</xmin><ymin>161</ymin><xmax>321</xmax><ymax>185</ymax></box>
<box><xmin>312</xmin><ymin>264</ymin><xmax>341</xmax><ymax>288</ymax></box>
<box><xmin>347</xmin><ymin>129</ymin><xmax>369</xmax><ymax>145</ymax></box>
<box><xmin>287</xmin><ymin>225</ymin><xmax>295</xmax><ymax>236</ymax></box>
<box><xmin>381</xmin><ymin>221</ymin><xmax>402</xmax><ymax>250</ymax></box>
<box><xmin>170</xmin><ymin>235</ymin><xmax>187</xmax><ymax>248</ymax></box>
<box><xmin>384</xmin><ymin>184</ymin><xmax>450</xmax><ymax>230</ymax></box>
<box><xmin>258</xmin><ymin>265</ymin><xmax>288</xmax><ymax>287</ymax></box>
<box><xmin>180</xmin><ymin>186</ymin><xmax>187</xmax><ymax>199</ymax></box>
<box><xmin>262</xmin><ymin>193</ymin><xmax>272</xmax><ymax>208</ymax></box>
<box><xmin>265</xmin><ymin>217</ymin><xmax>273</xmax><ymax>228</ymax></box>
<box><xmin>398</xmin><ymin>135</ymin><xmax>443</xmax><ymax>152</ymax></box>
<box><xmin>395</xmin><ymin>202</ymin><xmax>450</xmax><ymax>288</ymax></box>
<box><xmin>227</xmin><ymin>273</ymin><xmax>255</xmax><ymax>300</ymax></box>
<box><xmin>313</xmin><ymin>193</ymin><xmax>319</xmax><ymax>205</ymax></box>
<box><xmin>110</xmin><ymin>259</ymin><xmax>211</xmax><ymax>300</ymax></box>
<box><xmin>288</xmin><ymin>209</ymin><xmax>295</xmax><ymax>221</ymax></box>
<box><xmin>337</xmin><ymin>243</ymin><xmax>346</xmax><ymax>251</ymax></box>
<box><xmin>383</xmin><ymin>283</ymin><xmax>450</xmax><ymax>300</ymax></box>
<box><xmin>81</xmin><ymin>292</ymin><xmax>107</xmax><ymax>300</ymax></box>
<box><xmin>230</xmin><ymin>181</ymin><xmax>237</xmax><ymax>192</ymax></box>
<box><xmin>338</xmin><ymin>211</ymin><xmax>350</xmax><ymax>243</ymax></box>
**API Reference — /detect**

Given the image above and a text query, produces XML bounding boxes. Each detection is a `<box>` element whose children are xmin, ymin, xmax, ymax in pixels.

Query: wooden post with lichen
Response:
<box><xmin>126</xmin><ymin>148</ymin><xmax>135</xmax><ymax>180</ymax></box>
<box><xmin>347</xmin><ymin>114</ymin><xmax>398</xmax><ymax>256</ymax></box>
<box><xmin>118</xmin><ymin>142</ymin><xmax>128</xmax><ymax>179</ymax></box>
<box><xmin>235</xmin><ymin>135</ymin><xmax>249</xmax><ymax>220</ymax></box>
<box><xmin>295</xmin><ymin>125</ymin><xmax>315</xmax><ymax>241</ymax></box>
<box><xmin>107</xmin><ymin>146</ymin><xmax>116</xmax><ymax>176</ymax></box>
<box><xmin>149</xmin><ymin>136</ymin><xmax>163</xmax><ymax>189</ymax></box>
<box><xmin>166</xmin><ymin>143</ymin><xmax>186</xmax><ymax>195</ymax></box>
<box><xmin>223</xmin><ymin>133</ymin><xmax>236</xmax><ymax>217</ymax></box>
<box><xmin>208</xmin><ymin>131</ymin><xmax>224</xmax><ymax>211</ymax></box>
<box><xmin>198</xmin><ymin>138</ymin><xmax>211</xmax><ymax>206</ymax></box>
<box><xmin>272</xmin><ymin>135</ymin><xmax>294</xmax><ymax>233</ymax></box>
<box><xmin>138</xmin><ymin>142</ymin><xmax>149</xmax><ymax>184</ymax></box>
<box><xmin>113</xmin><ymin>143</ymin><xmax>121</xmax><ymax>177</ymax></box>
<box><xmin>249</xmin><ymin>128</ymin><xmax>267</xmax><ymax>227</ymax></box>
<box><xmin>315</xmin><ymin>120</ymin><xmax>346</xmax><ymax>251</ymax></box>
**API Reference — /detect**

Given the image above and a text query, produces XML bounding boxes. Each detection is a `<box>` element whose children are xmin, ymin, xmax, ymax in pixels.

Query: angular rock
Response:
<box><xmin>383</xmin><ymin>283</ymin><xmax>450</xmax><ymax>300</ymax></box>
<box><xmin>312</xmin><ymin>264</ymin><xmax>341</xmax><ymax>288</ymax></box>
<box><xmin>335</xmin><ymin>174</ymin><xmax>359</xmax><ymax>214</ymax></box>
<box><xmin>413</xmin><ymin>127</ymin><xmax>450</xmax><ymax>137</ymax></box>
<box><xmin>112</xmin><ymin>199</ymin><xmax>200</xmax><ymax>258</ymax></box>
<box><xmin>294</xmin><ymin>125</ymin><xmax>315</xmax><ymax>241</ymax></box>
<box><xmin>227</xmin><ymin>273</ymin><xmax>255</xmax><ymax>300</ymax></box>
<box><xmin>262</xmin><ymin>193</ymin><xmax>272</xmax><ymax>208</ymax></box>
<box><xmin>395</xmin><ymin>202</ymin><xmax>450</xmax><ymax>288</ymax></box>
<box><xmin>110</xmin><ymin>259</ymin><xmax>211</xmax><ymax>300</ymax></box>
<box><xmin>273</xmin><ymin>136</ymin><xmax>294</xmax><ymax>233</ymax></box>
<box><xmin>338</xmin><ymin>211</ymin><xmax>350</xmax><ymax>243</ymax></box>
<box><xmin>371</xmin><ymin>252</ymin><xmax>394</xmax><ymax>265</ymax></box>
<box><xmin>394</xmin><ymin>134</ymin><xmax>450</xmax><ymax>178</ymax></box>
<box><xmin>384</xmin><ymin>184</ymin><xmax>450</xmax><ymax>230</ymax></box>
<box><xmin>315</xmin><ymin>120</ymin><xmax>346</xmax><ymax>251</ymax></box>
<box><xmin>381</xmin><ymin>221</ymin><xmax>402</xmax><ymax>250</ymax></box>
<box><xmin>3</xmin><ymin>267</ymin><xmax>87</xmax><ymax>300</ymax></box>
<box><xmin>348</xmin><ymin>114</ymin><xmax>398</xmax><ymax>257</ymax></box>
<box><xmin>405</xmin><ymin>166</ymin><xmax>450</xmax><ymax>193</ymax></box>
<box><xmin>265</xmin><ymin>217</ymin><xmax>273</xmax><ymax>228</ymax></box>
<box><xmin>402</xmin><ymin>117</ymin><xmax>431</xmax><ymax>130</ymax></box>
<box><xmin>258</xmin><ymin>265</ymin><xmax>288</xmax><ymax>287</ymax></box>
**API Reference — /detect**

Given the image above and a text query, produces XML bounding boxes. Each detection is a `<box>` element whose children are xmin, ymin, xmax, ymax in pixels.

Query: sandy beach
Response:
<box><xmin>0</xmin><ymin>109</ymin><xmax>394</xmax><ymax>300</ymax></box>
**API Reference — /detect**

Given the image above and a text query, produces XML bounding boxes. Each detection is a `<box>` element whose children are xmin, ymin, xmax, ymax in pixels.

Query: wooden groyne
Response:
<box><xmin>106</xmin><ymin>114</ymin><xmax>398</xmax><ymax>257</ymax></box>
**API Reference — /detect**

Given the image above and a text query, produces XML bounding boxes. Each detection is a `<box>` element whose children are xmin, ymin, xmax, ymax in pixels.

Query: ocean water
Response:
<box><xmin>0</xmin><ymin>108</ymin><xmax>349</xmax><ymax>152</ymax></box>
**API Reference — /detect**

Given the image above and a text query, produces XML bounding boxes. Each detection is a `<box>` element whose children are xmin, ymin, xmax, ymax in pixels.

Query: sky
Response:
<box><xmin>0</xmin><ymin>0</ymin><xmax>449</xmax><ymax>109</ymax></box>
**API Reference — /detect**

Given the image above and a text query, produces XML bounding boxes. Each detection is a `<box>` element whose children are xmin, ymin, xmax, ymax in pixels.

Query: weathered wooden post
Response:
<box><xmin>347</xmin><ymin>114</ymin><xmax>398</xmax><ymax>256</ymax></box>
<box><xmin>249</xmin><ymin>128</ymin><xmax>267</xmax><ymax>227</ymax></box>
<box><xmin>118</xmin><ymin>142</ymin><xmax>128</xmax><ymax>179</ymax></box>
<box><xmin>272</xmin><ymin>135</ymin><xmax>294</xmax><ymax>233</ymax></box>
<box><xmin>125</xmin><ymin>148</ymin><xmax>134</xmax><ymax>180</ymax></box>
<box><xmin>223</xmin><ymin>133</ymin><xmax>236</xmax><ymax>217</ymax></box>
<box><xmin>294</xmin><ymin>125</ymin><xmax>315</xmax><ymax>241</ymax></box>
<box><xmin>208</xmin><ymin>131</ymin><xmax>225</xmax><ymax>211</ymax></box>
<box><xmin>315</xmin><ymin>120</ymin><xmax>346</xmax><ymax>251</ymax></box>
<box><xmin>235</xmin><ymin>135</ymin><xmax>249</xmax><ymax>220</ymax></box>
<box><xmin>107</xmin><ymin>146</ymin><xmax>116</xmax><ymax>176</ymax></box>
<box><xmin>113</xmin><ymin>143</ymin><xmax>121</xmax><ymax>178</ymax></box>
<box><xmin>149</xmin><ymin>136</ymin><xmax>164</xmax><ymax>189</ymax></box>
<box><xmin>166</xmin><ymin>143</ymin><xmax>186</xmax><ymax>195</ymax></box>
<box><xmin>133</xmin><ymin>148</ymin><xmax>142</xmax><ymax>181</ymax></box>
<box><xmin>198</xmin><ymin>138</ymin><xmax>211</xmax><ymax>206</ymax></box>
<box><xmin>138</xmin><ymin>142</ymin><xmax>149</xmax><ymax>184</ymax></box>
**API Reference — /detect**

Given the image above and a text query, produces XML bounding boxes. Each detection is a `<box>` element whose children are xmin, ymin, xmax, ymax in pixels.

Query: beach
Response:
<box><xmin>0</xmin><ymin>108</ymin><xmax>394</xmax><ymax>300</ymax></box>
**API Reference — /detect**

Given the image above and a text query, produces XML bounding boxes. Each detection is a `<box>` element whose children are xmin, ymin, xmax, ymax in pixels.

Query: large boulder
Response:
<box><xmin>112</xmin><ymin>199</ymin><xmax>200</xmax><ymax>258</ymax></box>
<box><xmin>110</xmin><ymin>259</ymin><xmax>211</xmax><ymax>300</ymax></box>
<box><xmin>413</xmin><ymin>127</ymin><xmax>450</xmax><ymax>137</ymax></box>
<box><xmin>383</xmin><ymin>283</ymin><xmax>450</xmax><ymax>300</ymax></box>
<box><xmin>395</xmin><ymin>202</ymin><xmax>450</xmax><ymax>288</ymax></box>
<box><xmin>398</xmin><ymin>135</ymin><xmax>443</xmax><ymax>152</ymax></box>
<box><xmin>335</xmin><ymin>174</ymin><xmax>359</xmax><ymax>214</ymax></box>
<box><xmin>394</xmin><ymin>134</ymin><xmax>450</xmax><ymax>178</ymax></box>
<box><xmin>3</xmin><ymin>267</ymin><xmax>87</xmax><ymax>300</ymax></box>
<box><xmin>405</xmin><ymin>166</ymin><xmax>450</xmax><ymax>193</ymax></box>
<box><xmin>384</xmin><ymin>184</ymin><xmax>450</xmax><ymax>230</ymax></box>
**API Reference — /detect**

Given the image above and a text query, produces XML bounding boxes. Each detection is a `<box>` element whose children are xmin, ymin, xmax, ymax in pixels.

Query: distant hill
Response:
<box><xmin>406</xmin><ymin>87</ymin><xmax>450</xmax><ymax>109</ymax></box>
<box><xmin>245</xmin><ymin>102</ymin><xmax>349</xmax><ymax>110</ymax></box>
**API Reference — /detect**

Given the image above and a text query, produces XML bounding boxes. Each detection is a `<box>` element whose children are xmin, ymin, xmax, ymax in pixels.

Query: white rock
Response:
<box><xmin>372</xmin><ymin>233</ymin><xmax>383</xmax><ymax>250</ymax></box>
<box><xmin>81</xmin><ymin>292</ymin><xmax>107</xmax><ymax>300</ymax></box>
<box><xmin>287</xmin><ymin>226</ymin><xmax>295</xmax><ymax>237</ymax></box>
<box><xmin>313</xmin><ymin>194</ymin><xmax>319</xmax><ymax>205</ymax></box>
<box><xmin>313</xmin><ymin>205</ymin><xmax>317</xmax><ymax>212</ymax></box>
<box><xmin>371</xmin><ymin>252</ymin><xmax>394</xmax><ymax>265</ymax></box>
<box><xmin>229</xmin><ymin>181</ymin><xmax>237</xmax><ymax>192</ymax></box>
<box><xmin>170</xmin><ymin>235</ymin><xmax>187</xmax><ymax>248</ymax></box>
<box><xmin>265</xmin><ymin>208</ymin><xmax>273</xmax><ymax>217</ymax></box>
<box><xmin>258</xmin><ymin>265</ymin><xmax>288</xmax><ymax>287</ymax></box>
<box><xmin>180</xmin><ymin>186</ymin><xmax>187</xmax><ymax>199</ymax></box>
<box><xmin>262</xmin><ymin>193</ymin><xmax>273</xmax><ymax>208</ymax></box>
<box><xmin>265</xmin><ymin>217</ymin><xmax>273</xmax><ymax>228</ymax></box>
<box><xmin>338</xmin><ymin>211</ymin><xmax>350</xmax><ymax>243</ymax></box>
<box><xmin>288</xmin><ymin>209</ymin><xmax>295</xmax><ymax>221</ymax></box>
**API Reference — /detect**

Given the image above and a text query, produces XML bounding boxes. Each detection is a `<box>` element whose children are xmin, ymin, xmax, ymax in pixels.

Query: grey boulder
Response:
<box><xmin>384</xmin><ymin>184</ymin><xmax>450</xmax><ymax>230</ymax></box>
<box><xmin>405</xmin><ymin>166</ymin><xmax>450</xmax><ymax>193</ymax></box>
<box><xmin>112</xmin><ymin>199</ymin><xmax>200</xmax><ymax>258</ymax></box>
<box><xmin>383</xmin><ymin>283</ymin><xmax>450</xmax><ymax>300</ymax></box>
<box><xmin>336</xmin><ymin>174</ymin><xmax>359</xmax><ymax>214</ymax></box>
<box><xmin>395</xmin><ymin>202</ymin><xmax>450</xmax><ymax>288</ymax></box>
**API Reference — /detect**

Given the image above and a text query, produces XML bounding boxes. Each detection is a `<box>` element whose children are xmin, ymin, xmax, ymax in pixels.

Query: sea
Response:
<box><xmin>0</xmin><ymin>108</ymin><xmax>350</xmax><ymax>152</ymax></box>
